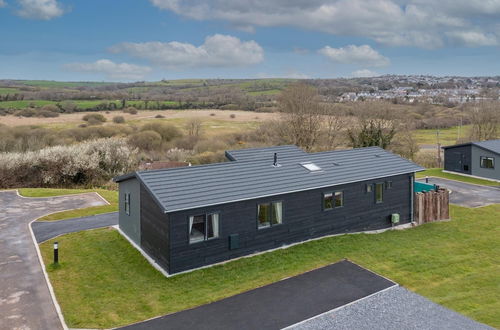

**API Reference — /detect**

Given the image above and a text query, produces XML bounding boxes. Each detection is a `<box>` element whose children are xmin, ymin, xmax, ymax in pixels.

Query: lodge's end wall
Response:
<box><xmin>444</xmin><ymin>145</ymin><xmax>472</xmax><ymax>174</ymax></box>
<box><xmin>118</xmin><ymin>178</ymin><xmax>141</xmax><ymax>245</ymax></box>
<box><xmin>140</xmin><ymin>184</ymin><xmax>170</xmax><ymax>272</ymax></box>
<box><xmin>167</xmin><ymin>173</ymin><xmax>413</xmax><ymax>274</ymax></box>
<box><xmin>471</xmin><ymin>146</ymin><xmax>500</xmax><ymax>180</ymax></box>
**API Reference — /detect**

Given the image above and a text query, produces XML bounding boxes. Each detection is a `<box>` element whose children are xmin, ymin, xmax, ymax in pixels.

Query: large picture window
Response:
<box><xmin>189</xmin><ymin>213</ymin><xmax>219</xmax><ymax>244</ymax></box>
<box><xmin>258</xmin><ymin>202</ymin><xmax>282</xmax><ymax>229</ymax></box>
<box><xmin>480</xmin><ymin>156</ymin><xmax>495</xmax><ymax>169</ymax></box>
<box><xmin>324</xmin><ymin>191</ymin><xmax>343</xmax><ymax>210</ymax></box>
<box><xmin>375</xmin><ymin>183</ymin><xmax>384</xmax><ymax>203</ymax></box>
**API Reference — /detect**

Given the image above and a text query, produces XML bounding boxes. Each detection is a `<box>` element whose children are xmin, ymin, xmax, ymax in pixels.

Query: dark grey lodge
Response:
<box><xmin>443</xmin><ymin>139</ymin><xmax>500</xmax><ymax>181</ymax></box>
<box><xmin>114</xmin><ymin>145</ymin><xmax>423</xmax><ymax>275</ymax></box>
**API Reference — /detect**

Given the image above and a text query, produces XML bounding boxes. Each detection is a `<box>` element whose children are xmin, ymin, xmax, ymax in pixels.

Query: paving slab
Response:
<box><xmin>120</xmin><ymin>260</ymin><xmax>396</xmax><ymax>330</ymax></box>
<box><xmin>0</xmin><ymin>190</ymin><xmax>107</xmax><ymax>330</ymax></box>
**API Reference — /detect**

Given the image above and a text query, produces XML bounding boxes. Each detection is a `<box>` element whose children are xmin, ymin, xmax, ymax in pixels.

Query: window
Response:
<box><xmin>463</xmin><ymin>165</ymin><xmax>469</xmax><ymax>171</ymax></box>
<box><xmin>480</xmin><ymin>156</ymin><xmax>495</xmax><ymax>169</ymax></box>
<box><xmin>124</xmin><ymin>193</ymin><xmax>130</xmax><ymax>216</ymax></box>
<box><xmin>258</xmin><ymin>202</ymin><xmax>282</xmax><ymax>229</ymax></box>
<box><xmin>366</xmin><ymin>184</ymin><xmax>373</xmax><ymax>193</ymax></box>
<box><xmin>375</xmin><ymin>183</ymin><xmax>384</xmax><ymax>203</ymax></box>
<box><xmin>386</xmin><ymin>181</ymin><xmax>393</xmax><ymax>189</ymax></box>
<box><xmin>189</xmin><ymin>213</ymin><xmax>219</xmax><ymax>244</ymax></box>
<box><xmin>324</xmin><ymin>191</ymin><xmax>343</xmax><ymax>210</ymax></box>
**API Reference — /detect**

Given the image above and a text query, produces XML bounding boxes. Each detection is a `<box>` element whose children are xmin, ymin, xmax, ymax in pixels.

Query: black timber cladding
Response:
<box><xmin>119</xmin><ymin>146</ymin><xmax>423</xmax><ymax>213</ymax></box>
<box><xmin>444</xmin><ymin>145</ymin><xmax>472</xmax><ymax>174</ymax></box>
<box><xmin>167</xmin><ymin>173</ymin><xmax>414</xmax><ymax>274</ymax></box>
<box><xmin>139</xmin><ymin>183</ymin><xmax>170</xmax><ymax>271</ymax></box>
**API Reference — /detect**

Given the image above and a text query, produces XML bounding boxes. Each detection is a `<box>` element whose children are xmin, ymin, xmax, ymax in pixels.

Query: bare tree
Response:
<box><xmin>278</xmin><ymin>83</ymin><xmax>323</xmax><ymax>151</ymax></box>
<box><xmin>321</xmin><ymin>104</ymin><xmax>345</xmax><ymax>150</ymax></box>
<box><xmin>390</xmin><ymin>122</ymin><xmax>420</xmax><ymax>160</ymax></box>
<box><xmin>185</xmin><ymin>118</ymin><xmax>203</xmax><ymax>138</ymax></box>
<box><xmin>467</xmin><ymin>101</ymin><xmax>500</xmax><ymax>141</ymax></box>
<box><xmin>347</xmin><ymin>102</ymin><xmax>398</xmax><ymax>149</ymax></box>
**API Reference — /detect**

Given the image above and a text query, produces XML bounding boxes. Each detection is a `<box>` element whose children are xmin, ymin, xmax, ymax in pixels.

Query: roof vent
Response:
<box><xmin>332</xmin><ymin>162</ymin><xmax>341</xmax><ymax>166</ymax></box>
<box><xmin>301</xmin><ymin>162</ymin><xmax>322</xmax><ymax>172</ymax></box>
<box><xmin>273</xmin><ymin>152</ymin><xmax>281</xmax><ymax>167</ymax></box>
<box><xmin>374</xmin><ymin>154</ymin><xmax>382</xmax><ymax>158</ymax></box>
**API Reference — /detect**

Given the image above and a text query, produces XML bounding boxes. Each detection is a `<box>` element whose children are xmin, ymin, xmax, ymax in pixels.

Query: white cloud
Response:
<box><xmin>16</xmin><ymin>0</ymin><xmax>65</xmax><ymax>20</ymax></box>
<box><xmin>64</xmin><ymin>59</ymin><xmax>152</xmax><ymax>81</ymax></box>
<box><xmin>319</xmin><ymin>45</ymin><xmax>390</xmax><ymax>67</ymax></box>
<box><xmin>351</xmin><ymin>69</ymin><xmax>380</xmax><ymax>78</ymax></box>
<box><xmin>446</xmin><ymin>31</ymin><xmax>498</xmax><ymax>47</ymax></box>
<box><xmin>0</xmin><ymin>0</ymin><xmax>6</xmax><ymax>8</ymax></box>
<box><xmin>150</xmin><ymin>0</ymin><xmax>500</xmax><ymax>48</ymax></box>
<box><xmin>109</xmin><ymin>34</ymin><xmax>264</xmax><ymax>69</ymax></box>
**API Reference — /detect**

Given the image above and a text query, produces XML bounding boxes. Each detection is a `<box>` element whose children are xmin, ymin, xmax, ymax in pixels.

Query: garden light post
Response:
<box><xmin>53</xmin><ymin>242</ymin><xmax>59</xmax><ymax>265</ymax></box>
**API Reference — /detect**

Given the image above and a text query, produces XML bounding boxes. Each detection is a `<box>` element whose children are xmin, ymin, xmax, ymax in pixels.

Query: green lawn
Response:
<box><xmin>41</xmin><ymin>204</ymin><xmax>499</xmax><ymax>329</ymax></box>
<box><xmin>417</xmin><ymin>169</ymin><xmax>500</xmax><ymax>187</ymax></box>
<box><xmin>18</xmin><ymin>188</ymin><xmax>118</xmax><ymax>221</ymax></box>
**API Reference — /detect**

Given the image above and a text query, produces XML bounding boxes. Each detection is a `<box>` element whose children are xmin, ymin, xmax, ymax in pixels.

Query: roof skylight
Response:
<box><xmin>301</xmin><ymin>162</ymin><xmax>322</xmax><ymax>172</ymax></box>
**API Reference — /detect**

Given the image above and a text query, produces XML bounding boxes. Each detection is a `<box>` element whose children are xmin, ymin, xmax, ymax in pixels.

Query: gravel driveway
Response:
<box><xmin>0</xmin><ymin>190</ymin><xmax>107</xmax><ymax>330</ymax></box>
<box><xmin>287</xmin><ymin>286</ymin><xmax>492</xmax><ymax>330</ymax></box>
<box><xmin>416</xmin><ymin>177</ymin><xmax>500</xmax><ymax>207</ymax></box>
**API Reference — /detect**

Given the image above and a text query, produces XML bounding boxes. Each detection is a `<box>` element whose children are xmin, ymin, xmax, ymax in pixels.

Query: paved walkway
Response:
<box><xmin>121</xmin><ymin>260</ymin><xmax>396</xmax><ymax>330</ymax></box>
<box><xmin>0</xmin><ymin>190</ymin><xmax>106</xmax><ymax>330</ymax></box>
<box><xmin>417</xmin><ymin>177</ymin><xmax>500</xmax><ymax>207</ymax></box>
<box><xmin>32</xmin><ymin>212</ymin><xmax>118</xmax><ymax>243</ymax></box>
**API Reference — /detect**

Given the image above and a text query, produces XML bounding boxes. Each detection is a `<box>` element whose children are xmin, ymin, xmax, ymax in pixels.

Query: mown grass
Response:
<box><xmin>18</xmin><ymin>188</ymin><xmax>118</xmax><ymax>221</ymax></box>
<box><xmin>417</xmin><ymin>168</ymin><xmax>500</xmax><ymax>187</ymax></box>
<box><xmin>41</xmin><ymin>204</ymin><xmax>499</xmax><ymax>329</ymax></box>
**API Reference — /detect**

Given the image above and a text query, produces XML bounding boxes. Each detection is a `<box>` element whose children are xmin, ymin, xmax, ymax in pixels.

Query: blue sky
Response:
<box><xmin>1</xmin><ymin>0</ymin><xmax>500</xmax><ymax>81</ymax></box>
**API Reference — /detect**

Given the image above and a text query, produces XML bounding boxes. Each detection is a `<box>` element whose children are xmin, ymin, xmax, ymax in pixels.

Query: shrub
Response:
<box><xmin>165</xmin><ymin>148</ymin><xmax>193</xmax><ymax>162</ymax></box>
<box><xmin>187</xmin><ymin>151</ymin><xmax>226</xmax><ymax>165</ymax></box>
<box><xmin>128</xmin><ymin>130</ymin><xmax>162</xmax><ymax>151</ymax></box>
<box><xmin>229</xmin><ymin>114</ymin><xmax>236</xmax><ymax>119</ymax></box>
<box><xmin>0</xmin><ymin>138</ymin><xmax>137</xmax><ymax>188</ymax></box>
<box><xmin>194</xmin><ymin>138</ymin><xmax>229</xmax><ymax>154</ymax></box>
<box><xmin>82</xmin><ymin>113</ymin><xmax>106</xmax><ymax>123</ymax></box>
<box><xmin>38</xmin><ymin>110</ymin><xmax>59</xmax><ymax>118</ymax></box>
<box><xmin>113</xmin><ymin>116</ymin><xmax>125</xmax><ymax>124</ymax></box>
<box><xmin>210</xmin><ymin>113</ymin><xmax>216</xmax><ymax>116</ymax></box>
<box><xmin>141</xmin><ymin>122</ymin><xmax>182</xmax><ymax>142</ymax></box>
<box><xmin>155</xmin><ymin>114</ymin><xmax>165</xmax><ymax>119</ymax></box>
<box><xmin>123</xmin><ymin>107</ymin><xmax>138</xmax><ymax>114</ymax></box>
<box><xmin>41</xmin><ymin>104</ymin><xmax>61</xmax><ymax>113</ymax></box>
<box><xmin>15</xmin><ymin>108</ymin><xmax>37</xmax><ymax>117</ymax></box>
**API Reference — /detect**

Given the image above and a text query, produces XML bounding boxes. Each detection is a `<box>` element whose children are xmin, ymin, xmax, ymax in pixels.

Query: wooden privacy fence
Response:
<box><xmin>414</xmin><ymin>188</ymin><xmax>450</xmax><ymax>225</ymax></box>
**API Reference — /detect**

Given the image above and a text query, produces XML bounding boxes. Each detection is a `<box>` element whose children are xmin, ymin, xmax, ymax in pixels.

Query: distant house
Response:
<box><xmin>443</xmin><ymin>139</ymin><xmax>500</xmax><ymax>181</ymax></box>
<box><xmin>114</xmin><ymin>145</ymin><xmax>423</xmax><ymax>275</ymax></box>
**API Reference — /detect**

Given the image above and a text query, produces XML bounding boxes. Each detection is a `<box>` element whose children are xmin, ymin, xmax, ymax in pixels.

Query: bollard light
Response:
<box><xmin>53</xmin><ymin>242</ymin><xmax>59</xmax><ymax>265</ymax></box>
<box><xmin>425</xmin><ymin>176</ymin><xmax>429</xmax><ymax>183</ymax></box>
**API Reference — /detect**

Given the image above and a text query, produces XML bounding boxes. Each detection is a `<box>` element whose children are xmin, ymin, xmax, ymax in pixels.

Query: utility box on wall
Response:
<box><xmin>391</xmin><ymin>213</ymin><xmax>400</xmax><ymax>224</ymax></box>
<box><xmin>229</xmin><ymin>234</ymin><xmax>239</xmax><ymax>250</ymax></box>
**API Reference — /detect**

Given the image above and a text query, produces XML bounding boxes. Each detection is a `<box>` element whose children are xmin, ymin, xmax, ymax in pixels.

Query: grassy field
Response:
<box><xmin>40</xmin><ymin>203</ymin><xmax>499</xmax><ymax>328</ymax></box>
<box><xmin>0</xmin><ymin>87</ymin><xmax>22</xmax><ymax>95</ymax></box>
<box><xmin>18</xmin><ymin>188</ymin><xmax>118</xmax><ymax>221</ymax></box>
<box><xmin>414</xmin><ymin>126</ymin><xmax>472</xmax><ymax>146</ymax></box>
<box><xmin>417</xmin><ymin>169</ymin><xmax>500</xmax><ymax>187</ymax></box>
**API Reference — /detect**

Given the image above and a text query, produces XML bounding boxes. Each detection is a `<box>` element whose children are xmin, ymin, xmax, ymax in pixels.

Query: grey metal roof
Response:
<box><xmin>443</xmin><ymin>139</ymin><xmax>500</xmax><ymax>155</ymax></box>
<box><xmin>116</xmin><ymin>146</ymin><xmax>424</xmax><ymax>213</ymax></box>
<box><xmin>225</xmin><ymin>145</ymin><xmax>307</xmax><ymax>162</ymax></box>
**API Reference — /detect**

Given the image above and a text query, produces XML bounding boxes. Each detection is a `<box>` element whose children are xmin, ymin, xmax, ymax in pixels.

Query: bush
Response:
<box><xmin>82</xmin><ymin>113</ymin><xmax>106</xmax><ymax>123</ymax></box>
<box><xmin>38</xmin><ymin>110</ymin><xmax>59</xmax><ymax>118</ymax></box>
<box><xmin>155</xmin><ymin>114</ymin><xmax>165</xmax><ymax>119</ymax></box>
<box><xmin>187</xmin><ymin>151</ymin><xmax>226</xmax><ymax>165</ymax></box>
<box><xmin>229</xmin><ymin>114</ymin><xmax>236</xmax><ymax>119</ymax></box>
<box><xmin>210</xmin><ymin>113</ymin><xmax>216</xmax><ymax>116</ymax></box>
<box><xmin>141</xmin><ymin>122</ymin><xmax>182</xmax><ymax>142</ymax></box>
<box><xmin>128</xmin><ymin>130</ymin><xmax>162</xmax><ymax>151</ymax></box>
<box><xmin>113</xmin><ymin>116</ymin><xmax>125</xmax><ymax>124</ymax></box>
<box><xmin>15</xmin><ymin>108</ymin><xmax>37</xmax><ymax>117</ymax></box>
<box><xmin>0</xmin><ymin>138</ymin><xmax>137</xmax><ymax>188</ymax></box>
<box><xmin>123</xmin><ymin>107</ymin><xmax>138</xmax><ymax>114</ymax></box>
